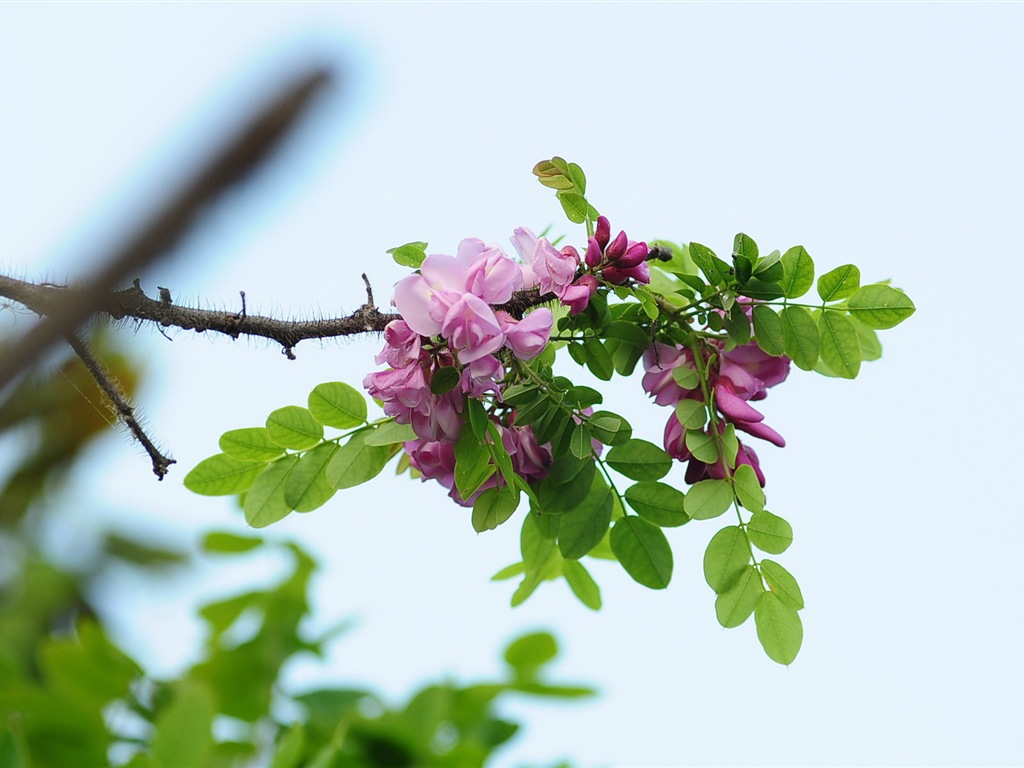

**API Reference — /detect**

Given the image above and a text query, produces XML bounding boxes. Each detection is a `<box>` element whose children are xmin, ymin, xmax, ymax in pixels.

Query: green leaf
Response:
<box><xmin>472</xmin><ymin>486</ymin><xmax>520</xmax><ymax>532</ymax></box>
<box><xmin>724</xmin><ymin>303</ymin><xmax>752</xmax><ymax>345</ymax></box>
<box><xmin>780</xmin><ymin>245</ymin><xmax>814</xmax><ymax>298</ymax></box>
<box><xmin>455</xmin><ymin>429</ymin><xmax>495</xmax><ymax>498</ymax></box>
<box><xmin>684</xmin><ymin>478</ymin><xmax>734</xmax><ymax>520</ymax></box>
<box><xmin>603</xmin><ymin>321</ymin><xmax>651</xmax><ymax>349</ymax></box>
<box><xmin>562</xmin><ymin>560</ymin><xmax>602</xmax><ymax>610</ymax></box>
<box><xmin>567</xmin><ymin>162</ymin><xmax>587</xmax><ymax>194</ymax></box>
<box><xmin>308</xmin><ymin>382</ymin><xmax>367</xmax><ymax>429</ymax></box>
<box><xmin>325</xmin><ymin>431</ymin><xmax>391</xmax><ymax>489</ymax></box>
<box><xmin>753</xmin><ymin>248</ymin><xmax>782</xmax><ymax>276</ymax></box>
<box><xmin>747</xmin><ymin>510</ymin><xmax>793</xmax><ymax>554</ymax></box>
<box><xmin>184</xmin><ymin>454</ymin><xmax>263</xmax><ymax>496</ymax></box>
<box><xmin>386</xmin><ymin>241</ymin><xmax>428</xmax><ymax>268</ymax></box>
<box><xmin>703</xmin><ymin>525</ymin><xmax>750</xmax><ymax>593</ymax></box>
<box><xmin>847</xmin><ymin>284</ymin><xmax>916</xmax><ymax>329</ymax></box>
<box><xmin>582</xmin><ymin>338</ymin><xmax>614</xmax><ymax>381</ymax></box>
<box><xmin>557</xmin><ymin>473</ymin><xmax>613</xmax><ymax>559</ymax></box>
<box><xmin>486</xmin><ymin>421</ymin><xmax>516</xmax><ymax>488</ymax></box>
<box><xmin>760</xmin><ymin>559</ymin><xmax>805</xmax><ymax>609</ymax></box>
<box><xmin>587</xmin><ymin>410</ymin><xmax>632</xmax><ymax>445</ymax></box>
<box><xmin>780</xmin><ymin>306</ymin><xmax>820</xmax><ymax>370</ymax></box>
<box><xmin>674</xmin><ymin>400</ymin><xmax>707</xmax><ymax>430</ymax></box>
<box><xmin>817</xmin><ymin>263</ymin><xmax>861</xmax><ymax>301</ymax></box>
<box><xmin>714</xmin><ymin>565</ymin><xmax>764</xmax><ymax>628</ymax></box>
<box><xmin>558</xmin><ymin>191</ymin><xmax>589</xmax><ymax>224</ymax></box>
<box><xmin>623</xmin><ymin>482</ymin><xmax>689</xmax><ymax>527</ymax></box>
<box><xmin>364</xmin><ymin>421</ymin><xmax>418</xmax><ymax>446</ymax></box>
<box><xmin>755</xmin><ymin>592</ymin><xmax>803</xmax><ymax>664</ymax></box>
<box><xmin>685</xmin><ymin>429</ymin><xmax>718</xmax><ymax>463</ymax></box>
<box><xmin>610</xmin><ymin>517</ymin><xmax>673</xmax><ymax>589</ymax></box>
<box><xmin>201</xmin><ymin>531</ymin><xmax>264</xmax><ymax>554</ymax></box>
<box><xmin>534</xmin><ymin>460</ymin><xmax>596</xmax><ymax>513</ymax></box>
<box><xmin>429</xmin><ymin>366</ymin><xmax>461</xmax><ymax>395</ymax></box>
<box><xmin>244</xmin><ymin>456</ymin><xmax>298</xmax><ymax>528</ymax></box>
<box><xmin>491</xmin><ymin>562</ymin><xmax>526</xmax><ymax>581</ymax></box>
<box><xmin>732</xmin><ymin>232</ymin><xmax>758</xmax><ymax>278</ymax></box>
<box><xmin>671</xmin><ymin>365</ymin><xmax>699</xmax><ymax>390</ymax></box>
<box><xmin>285</xmin><ymin>443</ymin><xmax>339</xmax><ymax>512</ymax></box>
<box><xmin>606</xmin><ymin>439</ymin><xmax>672</xmax><ymax>481</ymax></box>
<box><xmin>151</xmin><ymin>682</ymin><xmax>214</xmax><ymax>768</ymax></box>
<box><xmin>504</xmin><ymin>632</ymin><xmax>558</xmax><ymax>680</ymax></box>
<box><xmin>466</xmin><ymin>396</ymin><xmax>490</xmax><ymax>440</ymax></box>
<box><xmin>219</xmin><ymin>428</ymin><xmax>285</xmax><ymax>462</ymax></box>
<box><xmin>818</xmin><ymin>310</ymin><xmax>862</xmax><ymax>379</ymax></box>
<box><xmin>851</xmin><ymin>316</ymin><xmax>883</xmax><ymax>361</ymax></box>
<box><xmin>266</xmin><ymin>406</ymin><xmax>324</xmax><ymax>450</ymax></box>
<box><xmin>689</xmin><ymin>242</ymin><xmax>729</xmax><ymax>286</ymax></box>
<box><xmin>732</xmin><ymin>463</ymin><xmax>765</xmax><ymax>513</ymax></box>
<box><xmin>569</xmin><ymin>423</ymin><xmax>593</xmax><ymax>460</ymax></box>
<box><xmin>752</xmin><ymin>305</ymin><xmax>785</xmax><ymax>357</ymax></box>
<box><xmin>270</xmin><ymin>723</ymin><xmax>306</xmax><ymax>768</ymax></box>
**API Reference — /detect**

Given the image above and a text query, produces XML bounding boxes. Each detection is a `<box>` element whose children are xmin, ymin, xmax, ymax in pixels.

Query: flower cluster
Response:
<box><xmin>642</xmin><ymin>339</ymin><xmax>791</xmax><ymax>486</ymax></box>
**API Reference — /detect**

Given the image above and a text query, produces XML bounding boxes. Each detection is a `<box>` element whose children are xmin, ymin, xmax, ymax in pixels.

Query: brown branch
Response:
<box><xmin>0</xmin><ymin>67</ymin><xmax>333</xmax><ymax>392</ymax></box>
<box><xmin>64</xmin><ymin>331</ymin><xmax>175</xmax><ymax>479</ymax></box>
<box><xmin>0</xmin><ymin>274</ymin><xmax>558</xmax><ymax>358</ymax></box>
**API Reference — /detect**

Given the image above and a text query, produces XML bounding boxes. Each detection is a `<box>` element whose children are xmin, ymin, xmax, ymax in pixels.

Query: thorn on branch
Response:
<box><xmin>361</xmin><ymin>273</ymin><xmax>375</xmax><ymax>308</ymax></box>
<box><xmin>158</xmin><ymin>286</ymin><xmax>172</xmax><ymax>306</ymax></box>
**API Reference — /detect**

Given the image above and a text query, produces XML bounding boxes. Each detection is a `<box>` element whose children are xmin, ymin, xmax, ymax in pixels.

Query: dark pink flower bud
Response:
<box><xmin>605</xmin><ymin>230</ymin><xmax>628</xmax><ymax>261</ymax></box>
<box><xmin>616</xmin><ymin>241</ymin><xmax>649</xmax><ymax>269</ymax></box>
<box><xmin>585</xmin><ymin>237</ymin><xmax>603</xmax><ymax>268</ymax></box>
<box><xmin>595</xmin><ymin>216</ymin><xmax>611</xmax><ymax>249</ymax></box>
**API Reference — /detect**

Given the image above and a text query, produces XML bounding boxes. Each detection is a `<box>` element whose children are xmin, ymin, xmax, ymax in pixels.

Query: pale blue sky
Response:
<box><xmin>1</xmin><ymin>4</ymin><xmax>1021</xmax><ymax>766</ymax></box>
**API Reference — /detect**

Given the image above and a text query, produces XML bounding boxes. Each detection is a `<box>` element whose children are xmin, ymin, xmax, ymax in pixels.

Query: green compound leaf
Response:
<box><xmin>847</xmin><ymin>284</ymin><xmax>916</xmax><ymax>329</ymax></box>
<box><xmin>567</xmin><ymin>161</ymin><xmax>587</xmax><ymax>194</ymax></box>
<box><xmin>817</xmin><ymin>263</ymin><xmax>861</xmax><ymax>301</ymax></box>
<box><xmin>201</xmin><ymin>531</ymin><xmax>263</xmax><ymax>554</ymax></box>
<box><xmin>747</xmin><ymin>510</ymin><xmax>794</xmax><ymax>554</ymax></box>
<box><xmin>307</xmin><ymin>382</ymin><xmax>367</xmax><ymax>429</ymax></box>
<box><xmin>219</xmin><ymin>428</ymin><xmax>285</xmax><ymax>462</ymax></box>
<box><xmin>685</xmin><ymin>429</ymin><xmax>718</xmax><ymax>463</ymax></box>
<box><xmin>606</xmin><ymin>439</ymin><xmax>672</xmax><ymax>481</ymax></box>
<box><xmin>780</xmin><ymin>245</ymin><xmax>814</xmax><ymax>298</ymax></box>
<box><xmin>715</xmin><ymin>565</ymin><xmax>764</xmax><ymax>628</ymax></box>
<box><xmin>266</xmin><ymin>406</ymin><xmax>324</xmax><ymax>450</ymax></box>
<box><xmin>610</xmin><ymin>517</ymin><xmax>673</xmax><ymax>589</ymax></box>
<box><xmin>732</xmin><ymin>463</ymin><xmax>765</xmax><ymax>513</ymax></box>
<box><xmin>780</xmin><ymin>305</ymin><xmax>820</xmax><ymax>371</ymax></box>
<box><xmin>325</xmin><ymin>430</ymin><xmax>391</xmax><ymax>489</ymax></box>
<box><xmin>755</xmin><ymin>592</ymin><xmax>803</xmax><ymax>665</ymax></box>
<box><xmin>671</xmin><ymin>364</ymin><xmax>699</xmax><ymax>390</ymax></box>
<box><xmin>689</xmin><ymin>242</ymin><xmax>730</xmax><ymax>286</ymax></box>
<box><xmin>184</xmin><ymin>454</ymin><xmax>264</xmax><ymax>496</ymax></box>
<box><xmin>818</xmin><ymin>310</ymin><xmax>862</xmax><ymax>379</ymax></box>
<box><xmin>569</xmin><ymin>423</ymin><xmax>593</xmax><ymax>460</ymax></box>
<box><xmin>534</xmin><ymin>460</ymin><xmax>596</xmax><ymax>514</ymax></box>
<box><xmin>582</xmin><ymin>337</ymin><xmax>615</xmax><ymax>381</ymax></box>
<box><xmin>557</xmin><ymin>473</ymin><xmax>614</xmax><ymax>559</ymax></box>
<box><xmin>285</xmin><ymin>442</ymin><xmax>339</xmax><ymax>512</ymax></box>
<box><xmin>760</xmin><ymin>558</ymin><xmax>805</xmax><ymax>610</ymax></box>
<box><xmin>588</xmin><ymin>410</ymin><xmax>633</xmax><ymax>446</ymax></box>
<box><xmin>674</xmin><ymin>399</ymin><xmax>707</xmax><ymax>430</ymax></box>
<box><xmin>364</xmin><ymin>421</ymin><xmax>417</xmax><ymax>446</ymax></box>
<box><xmin>732</xmin><ymin>232</ymin><xmax>758</xmax><ymax>278</ymax></box>
<box><xmin>558</xmin><ymin>191</ymin><xmax>589</xmax><ymax>224</ymax></box>
<box><xmin>684</xmin><ymin>478</ymin><xmax>734</xmax><ymax>520</ymax></box>
<box><xmin>562</xmin><ymin>560</ymin><xmax>602</xmax><ymax>610</ymax></box>
<box><xmin>151</xmin><ymin>682</ymin><xmax>215</xmax><ymax>768</ymax></box>
<box><xmin>429</xmin><ymin>366</ymin><xmax>461</xmax><ymax>395</ymax></box>
<box><xmin>624</xmin><ymin>482</ymin><xmax>689</xmax><ymax>527</ymax></box>
<box><xmin>244</xmin><ymin>456</ymin><xmax>299</xmax><ymax>528</ymax></box>
<box><xmin>386</xmin><ymin>240</ymin><xmax>428</xmax><ymax>268</ymax></box>
<box><xmin>504</xmin><ymin>631</ymin><xmax>558</xmax><ymax>680</ymax></box>
<box><xmin>703</xmin><ymin>525</ymin><xmax>750</xmax><ymax>593</ymax></box>
<box><xmin>270</xmin><ymin>723</ymin><xmax>305</xmax><ymax>768</ymax></box>
<box><xmin>472</xmin><ymin>486</ymin><xmax>520</xmax><ymax>533</ymax></box>
<box><xmin>752</xmin><ymin>305</ymin><xmax>786</xmax><ymax>357</ymax></box>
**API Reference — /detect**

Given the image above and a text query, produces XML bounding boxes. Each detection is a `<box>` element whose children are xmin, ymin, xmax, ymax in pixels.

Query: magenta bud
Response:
<box><xmin>616</xmin><ymin>241</ymin><xmax>649</xmax><ymax>268</ymax></box>
<box><xmin>595</xmin><ymin>216</ymin><xmax>611</xmax><ymax>249</ymax></box>
<box><xmin>560</xmin><ymin>245</ymin><xmax>581</xmax><ymax>265</ymax></box>
<box><xmin>606</xmin><ymin>230</ymin><xmax>628</xmax><ymax>261</ymax></box>
<box><xmin>585</xmin><ymin>237</ymin><xmax>602</xmax><ymax>267</ymax></box>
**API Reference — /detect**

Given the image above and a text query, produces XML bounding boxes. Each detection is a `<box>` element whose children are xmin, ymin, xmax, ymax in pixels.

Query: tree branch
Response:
<box><xmin>64</xmin><ymin>331</ymin><xmax>175</xmax><ymax>479</ymax></box>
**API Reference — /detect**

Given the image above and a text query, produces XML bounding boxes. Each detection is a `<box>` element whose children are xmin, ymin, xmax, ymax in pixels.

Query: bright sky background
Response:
<box><xmin>1</xmin><ymin>4</ymin><xmax>1021</xmax><ymax>767</ymax></box>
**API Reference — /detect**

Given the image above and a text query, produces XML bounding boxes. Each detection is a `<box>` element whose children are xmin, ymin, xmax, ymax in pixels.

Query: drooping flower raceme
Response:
<box><xmin>643</xmin><ymin>339</ymin><xmax>791</xmax><ymax>486</ymax></box>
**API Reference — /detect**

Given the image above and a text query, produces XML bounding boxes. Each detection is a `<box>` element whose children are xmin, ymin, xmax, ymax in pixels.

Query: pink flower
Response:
<box><xmin>393</xmin><ymin>253</ymin><xmax>466</xmax><ymax>337</ymax></box>
<box><xmin>497</xmin><ymin>308</ymin><xmax>553</xmax><ymax>360</ymax></box>
<box><xmin>511</xmin><ymin>226</ymin><xmax>579</xmax><ymax>298</ymax></box>
<box><xmin>458</xmin><ymin>238</ymin><xmax>523</xmax><ymax>304</ymax></box>
<box><xmin>561</xmin><ymin>275</ymin><xmax>599</xmax><ymax>315</ymax></box>
<box><xmin>440</xmin><ymin>293</ymin><xmax>505</xmax><ymax>364</ymax></box>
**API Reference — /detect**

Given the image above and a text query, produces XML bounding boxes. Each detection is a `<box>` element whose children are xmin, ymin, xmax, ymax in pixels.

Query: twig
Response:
<box><xmin>64</xmin><ymin>331</ymin><xmax>175</xmax><ymax>479</ymax></box>
<box><xmin>0</xmin><ymin>68</ymin><xmax>333</xmax><ymax>392</ymax></box>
